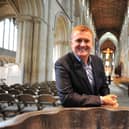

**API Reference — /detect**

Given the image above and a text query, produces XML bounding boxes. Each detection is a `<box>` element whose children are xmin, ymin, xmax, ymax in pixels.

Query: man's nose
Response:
<box><xmin>80</xmin><ymin>40</ymin><xmax>87</xmax><ymax>45</ymax></box>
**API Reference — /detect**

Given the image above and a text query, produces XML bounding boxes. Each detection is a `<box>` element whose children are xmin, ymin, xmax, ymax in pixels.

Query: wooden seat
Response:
<box><xmin>37</xmin><ymin>94</ymin><xmax>57</xmax><ymax>110</ymax></box>
<box><xmin>17</xmin><ymin>94</ymin><xmax>38</xmax><ymax>113</ymax></box>
<box><xmin>23</xmin><ymin>89</ymin><xmax>36</xmax><ymax>96</ymax></box>
<box><xmin>8</xmin><ymin>89</ymin><xmax>20</xmax><ymax>97</ymax></box>
<box><xmin>10</xmin><ymin>83</ymin><xmax>21</xmax><ymax>89</ymax></box>
<box><xmin>38</xmin><ymin>89</ymin><xmax>51</xmax><ymax>95</ymax></box>
<box><xmin>0</xmin><ymin>84</ymin><xmax>9</xmax><ymax>91</ymax></box>
<box><xmin>0</xmin><ymin>93</ymin><xmax>20</xmax><ymax>120</ymax></box>
<box><xmin>0</xmin><ymin>89</ymin><xmax>6</xmax><ymax>93</ymax></box>
<box><xmin>49</xmin><ymin>86</ymin><xmax>58</xmax><ymax>96</ymax></box>
<box><xmin>15</xmin><ymin>86</ymin><xmax>24</xmax><ymax>93</ymax></box>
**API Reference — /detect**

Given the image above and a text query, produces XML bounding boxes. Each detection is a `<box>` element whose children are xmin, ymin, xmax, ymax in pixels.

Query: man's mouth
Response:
<box><xmin>78</xmin><ymin>47</ymin><xmax>89</xmax><ymax>52</ymax></box>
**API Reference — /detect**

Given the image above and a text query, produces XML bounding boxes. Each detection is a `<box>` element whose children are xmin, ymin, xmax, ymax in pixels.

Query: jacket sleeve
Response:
<box><xmin>55</xmin><ymin>61</ymin><xmax>102</xmax><ymax>107</ymax></box>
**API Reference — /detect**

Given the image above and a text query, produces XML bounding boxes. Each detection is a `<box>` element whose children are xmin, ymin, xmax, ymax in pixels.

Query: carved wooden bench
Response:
<box><xmin>0</xmin><ymin>107</ymin><xmax>129</xmax><ymax>129</ymax></box>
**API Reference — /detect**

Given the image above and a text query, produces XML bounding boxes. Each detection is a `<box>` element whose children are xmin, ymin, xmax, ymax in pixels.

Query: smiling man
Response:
<box><xmin>55</xmin><ymin>25</ymin><xmax>118</xmax><ymax>108</ymax></box>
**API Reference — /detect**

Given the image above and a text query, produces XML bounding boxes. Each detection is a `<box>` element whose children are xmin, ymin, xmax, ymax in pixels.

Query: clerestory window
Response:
<box><xmin>0</xmin><ymin>18</ymin><xmax>17</xmax><ymax>51</ymax></box>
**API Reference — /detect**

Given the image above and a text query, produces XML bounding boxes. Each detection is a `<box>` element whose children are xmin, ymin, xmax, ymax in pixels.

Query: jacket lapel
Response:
<box><xmin>90</xmin><ymin>56</ymin><xmax>98</xmax><ymax>92</ymax></box>
<box><xmin>70</xmin><ymin>53</ymin><xmax>87</xmax><ymax>80</ymax></box>
<box><xmin>70</xmin><ymin>53</ymin><xmax>93</xmax><ymax>93</ymax></box>
<box><xmin>74</xmin><ymin>63</ymin><xmax>86</xmax><ymax>80</ymax></box>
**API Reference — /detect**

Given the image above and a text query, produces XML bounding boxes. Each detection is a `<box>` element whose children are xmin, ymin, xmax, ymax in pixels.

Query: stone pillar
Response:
<box><xmin>46</xmin><ymin>26</ymin><xmax>54</xmax><ymax>81</ymax></box>
<box><xmin>31</xmin><ymin>17</ymin><xmax>41</xmax><ymax>84</ymax></box>
<box><xmin>38</xmin><ymin>20</ymin><xmax>48</xmax><ymax>82</ymax></box>
<box><xmin>16</xmin><ymin>15</ymin><xmax>48</xmax><ymax>84</ymax></box>
<box><xmin>16</xmin><ymin>16</ymin><xmax>35</xmax><ymax>84</ymax></box>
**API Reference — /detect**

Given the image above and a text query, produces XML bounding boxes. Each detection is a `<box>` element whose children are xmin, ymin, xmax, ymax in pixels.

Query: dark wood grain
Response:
<box><xmin>1</xmin><ymin>107</ymin><xmax>129</xmax><ymax>129</ymax></box>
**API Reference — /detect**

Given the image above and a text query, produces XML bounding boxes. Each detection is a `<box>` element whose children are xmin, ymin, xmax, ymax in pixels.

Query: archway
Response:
<box><xmin>53</xmin><ymin>14</ymin><xmax>70</xmax><ymax>79</ymax></box>
<box><xmin>99</xmin><ymin>32</ymin><xmax>119</xmax><ymax>65</ymax></box>
<box><xmin>53</xmin><ymin>14</ymin><xmax>70</xmax><ymax>61</ymax></box>
<box><xmin>99</xmin><ymin>32</ymin><xmax>119</xmax><ymax>78</ymax></box>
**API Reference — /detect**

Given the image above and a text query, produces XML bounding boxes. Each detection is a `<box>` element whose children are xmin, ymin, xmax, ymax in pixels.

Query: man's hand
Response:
<box><xmin>101</xmin><ymin>94</ymin><xmax>119</xmax><ymax>108</ymax></box>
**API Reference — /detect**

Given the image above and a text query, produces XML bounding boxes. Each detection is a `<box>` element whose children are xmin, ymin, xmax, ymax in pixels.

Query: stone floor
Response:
<box><xmin>109</xmin><ymin>82</ymin><xmax>129</xmax><ymax>107</ymax></box>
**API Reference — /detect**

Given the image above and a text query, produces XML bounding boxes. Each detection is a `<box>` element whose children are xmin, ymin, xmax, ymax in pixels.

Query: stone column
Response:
<box><xmin>16</xmin><ymin>16</ymin><xmax>34</xmax><ymax>84</ymax></box>
<box><xmin>16</xmin><ymin>15</ymin><xmax>48</xmax><ymax>84</ymax></box>
<box><xmin>31</xmin><ymin>17</ymin><xmax>41</xmax><ymax>84</ymax></box>
<box><xmin>38</xmin><ymin>20</ymin><xmax>48</xmax><ymax>82</ymax></box>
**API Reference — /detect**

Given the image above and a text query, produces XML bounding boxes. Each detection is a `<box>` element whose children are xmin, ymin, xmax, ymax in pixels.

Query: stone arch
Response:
<box><xmin>17</xmin><ymin>0</ymin><xmax>43</xmax><ymax>17</ymax></box>
<box><xmin>52</xmin><ymin>13</ymin><xmax>70</xmax><ymax>80</ymax></box>
<box><xmin>99</xmin><ymin>32</ymin><xmax>118</xmax><ymax>49</ymax></box>
<box><xmin>100</xmin><ymin>39</ymin><xmax>116</xmax><ymax>52</ymax></box>
<box><xmin>9</xmin><ymin>0</ymin><xmax>45</xmax><ymax>83</ymax></box>
<box><xmin>53</xmin><ymin>13</ymin><xmax>70</xmax><ymax>59</ymax></box>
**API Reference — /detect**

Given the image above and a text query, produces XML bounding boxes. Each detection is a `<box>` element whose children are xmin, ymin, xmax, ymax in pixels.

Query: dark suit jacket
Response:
<box><xmin>55</xmin><ymin>52</ymin><xmax>110</xmax><ymax>107</ymax></box>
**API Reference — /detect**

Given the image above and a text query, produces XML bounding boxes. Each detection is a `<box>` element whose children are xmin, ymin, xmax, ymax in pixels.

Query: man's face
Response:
<box><xmin>71</xmin><ymin>31</ymin><xmax>93</xmax><ymax>59</ymax></box>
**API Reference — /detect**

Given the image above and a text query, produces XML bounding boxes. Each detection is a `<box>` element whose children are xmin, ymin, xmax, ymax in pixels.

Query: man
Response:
<box><xmin>55</xmin><ymin>25</ymin><xmax>118</xmax><ymax>107</ymax></box>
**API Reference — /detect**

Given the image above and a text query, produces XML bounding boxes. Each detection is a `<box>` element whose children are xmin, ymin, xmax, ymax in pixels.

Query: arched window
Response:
<box><xmin>0</xmin><ymin>18</ymin><xmax>17</xmax><ymax>51</ymax></box>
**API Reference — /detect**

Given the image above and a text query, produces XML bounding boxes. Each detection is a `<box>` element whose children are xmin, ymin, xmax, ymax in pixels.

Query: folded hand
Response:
<box><xmin>101</xmin><ymin>94</ymin><xmax>119</xmax><ymax>108</ymax></box>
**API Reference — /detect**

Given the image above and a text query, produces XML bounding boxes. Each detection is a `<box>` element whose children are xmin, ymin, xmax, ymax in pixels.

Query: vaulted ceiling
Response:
<box><xmin>0</xmin><ymin>0</ymin><xmax>16</xmax><ymax>18</ymax></box>
<box><xmin>90</xmin><ymin>0</ymin><xmax>128</xmax><ymax>39</ymax></box>
<box><xmin>0</xmin><ymin>0</ymin><xmax>43</xmax><ymax>18</ymax></box>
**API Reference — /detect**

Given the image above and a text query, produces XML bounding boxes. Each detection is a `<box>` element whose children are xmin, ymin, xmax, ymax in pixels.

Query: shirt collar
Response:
<box><xmin>73</xmin><ymin>53</ymin><xmax>92</xmax><ymax>65</ymax></box>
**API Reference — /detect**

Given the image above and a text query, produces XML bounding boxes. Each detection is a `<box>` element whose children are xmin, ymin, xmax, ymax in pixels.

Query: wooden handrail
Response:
<box><xmin>0</xmin><ymin>107</ymin><xmax>129</xmax><ymax>129</ymax></box>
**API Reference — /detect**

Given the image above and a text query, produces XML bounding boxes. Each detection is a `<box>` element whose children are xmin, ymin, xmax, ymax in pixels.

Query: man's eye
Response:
<box><xmin>76</xmin><ymin>39</ymin><xmax>82</xmax><ymax>43</ymax></box>
<box><xmin>75</xmin><ymin>39</ymin><xmax>89</xmax><ymax>43</ymax></box>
